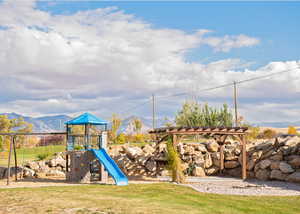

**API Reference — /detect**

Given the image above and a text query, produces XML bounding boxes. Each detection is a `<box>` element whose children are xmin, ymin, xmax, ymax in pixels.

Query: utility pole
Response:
<box><xmin>233</xmin><ymin>81</ymin><xmax>238</xmax><ymax>127</ymax></box>
<box><xmin>152</xmin><ymin>94</ymin><xmax>156</xmax><ymax>130</ymax></box>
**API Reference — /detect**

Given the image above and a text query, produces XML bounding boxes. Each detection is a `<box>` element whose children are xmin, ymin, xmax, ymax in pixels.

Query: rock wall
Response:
<box><xmin>108</xmin><ymin>136</ymin><xmax>300</xmax><ymax>183</ymax></box>
<box><xmin>1</xmin><ymin>136</ymin><xmax>300</xmax><ymax>184</ymax></box>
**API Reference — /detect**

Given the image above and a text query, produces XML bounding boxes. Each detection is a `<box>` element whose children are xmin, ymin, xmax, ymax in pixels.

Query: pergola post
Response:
<box><xmin>242</xmin><ymin>135</ymin><xmax>247</xmax><ymax>180</ymax></box>
<box><xmin>218</xmin><ymin>135</ymin><xmax>227</xmax><ymax>175</ymax></box>
<box><xmin>219</xmin><ymin>144</ymin><xmax>224</xmax><ymax>175</ymax></box>
<box><xmin>172</xmin><ymin>134</ymin><xmax>177</xmax><ymax>147</ymax></box>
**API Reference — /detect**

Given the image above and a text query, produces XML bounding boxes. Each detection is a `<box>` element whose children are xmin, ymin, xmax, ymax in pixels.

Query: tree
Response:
<box><xmin>132</xmin><ymin>117</ymin><xmax>142</xmax><ymax>134</ymax></box>
<box><xmin>261</xmin><ymin>129</ymin><xmax>277</xmax><ymax>139</ymax></box>
<box><xmin>163</xmin><ymin>117</ymin><xmax>173</xmax><ymax>127</ymax></box>
<box><xmin>288</xmin><ymin>126</ymin><xmax>298</xmax><ymax>135</ymax></box>
<box><xmin>111</xmin><ymin>114</ymin><xmax>122</xmax><ymax>143</ymax></box>
<box><xmin>0</xmin><ymin>115</ymin><xmax>33</xmax><ymax>151</ymax></box>
<box><xmin>175</xmin><ymin>101</ymin><xmax>233</xmax><ymax>127</ymax></box>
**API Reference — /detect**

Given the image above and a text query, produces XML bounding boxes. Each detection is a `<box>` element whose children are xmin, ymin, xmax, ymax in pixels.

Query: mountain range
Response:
<box><xmin>1</xmin><ymin>112</ymin><xmax>299</xmax><ymax>132</ymax></box>
<box><xmin>0</xmin><ymin>113</ymin><xmax>164</xmax><ymax>133</ymax></box>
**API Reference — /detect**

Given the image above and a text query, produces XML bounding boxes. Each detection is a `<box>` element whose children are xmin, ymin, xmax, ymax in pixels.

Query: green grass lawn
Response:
<box><xmin>0</xmin><ymin>145</ymin><xmax>65</xmax><ymax>166</ymax></box>
<box><xmin>0</xmin><ymin>183</ymin><xmax>299</xmax><ymax>214</ymax></box>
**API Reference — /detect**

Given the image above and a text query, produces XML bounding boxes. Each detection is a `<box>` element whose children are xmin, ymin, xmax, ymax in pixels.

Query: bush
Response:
<box><xmin>116</xmin><ymin>133</ymin><xmax>126</xmax><ymax>144</ymax></box>
<box><xmin>246</xmin><ymin>126</ymin><xmax>260</xmax><ymax>141</ymax></box>
<box><xmin>288</xmin><ymin>126</ymin><xmax>298</xmax><ymax>135</ymax></box>
<box><xmin>74</xmin><ymin>145</ymin><xmax>84</xmax><ymax>150</ymax></box>
<box><xmin>36</xmin><ymin>152</ymin><xmax>50</xmax><ymax>161</ymax></box>
<box><xmin>166</xmin><ymin>137</ymin><xmax>185</xmax><ymax>183</ymax></box>
<box><xmin>261</xmin><ymin>129</ymin><xmax>277</xmax><ymax>139</ymax></box>
<box><xmin>134</xmin><ymin>133</ymin><xmax>145</xmax><ymax>143</ymax></box>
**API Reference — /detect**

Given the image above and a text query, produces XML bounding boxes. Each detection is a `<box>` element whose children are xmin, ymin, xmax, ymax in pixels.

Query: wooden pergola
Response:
<box><xmin>149</xmin><ymin>126</ymin><xmax>249</xmax><ymax>180</ymax></box>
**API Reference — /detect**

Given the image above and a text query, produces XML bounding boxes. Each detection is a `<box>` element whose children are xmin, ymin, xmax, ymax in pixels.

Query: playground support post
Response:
<box><xmin>6</xmin><ymin>136</ymin><xmax>13</xmax><ymax>185</ymax></box>
<box><xmin>13</xmin><ymin>136</ymin><xmax>18</xmax><ymax>181</ymax></box>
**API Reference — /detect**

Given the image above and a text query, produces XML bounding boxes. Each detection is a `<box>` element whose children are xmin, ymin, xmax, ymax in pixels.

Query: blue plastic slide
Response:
<box><xmin>90</xmin><ymin>149</ymin><xmax>128</xmax><ymax>186</ymax></box>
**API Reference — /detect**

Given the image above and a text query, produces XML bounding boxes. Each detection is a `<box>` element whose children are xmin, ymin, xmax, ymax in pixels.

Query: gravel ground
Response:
<box><xmin>183</xmin><ymin>176</ymin><xmax>300</xmax><ymax>196</ymax></box>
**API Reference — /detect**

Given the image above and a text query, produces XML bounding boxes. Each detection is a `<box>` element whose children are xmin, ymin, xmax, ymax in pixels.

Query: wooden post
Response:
<box><xmin>13</xmin><ymin>136</ymin><xmax>18</xmax><ymax>181</ymax></box>
<box><xmin>242</xmin><ymin>135</ymin><xmax>247</xmax><ymax>180</ymax></box>
<box><xmin>233</xmin><ymin>81</ymin><xmax>238</xmax><ymax>127</ymax></box>
<box><xmin>219</xmin><ymin>144</ymin><xmax>224</xmax><ymax>175</ymax></box>
<box><xmin>6</xmin><ymin>136</ymin><xmax>13</xmax><ymax>185</ymax></box>
<box><xmin>172</xmin><ymin>134</ymin><xmax>177</xmax><ymax>147</ymax></box>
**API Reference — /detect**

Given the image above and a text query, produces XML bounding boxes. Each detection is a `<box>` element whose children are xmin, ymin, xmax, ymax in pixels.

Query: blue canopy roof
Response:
<box><xmin>65</xmin><ymin>112</ymin><xmax>108</xmax><ymax>125</ymax></box>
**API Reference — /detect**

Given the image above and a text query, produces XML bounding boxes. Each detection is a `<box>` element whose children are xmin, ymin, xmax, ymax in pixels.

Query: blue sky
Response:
<box><xmin>38</xmin><ymin>1</ymin><xmax>300</xmax><ymax>69</ymax></box>
<box><xmin>0</xmin><ymin>0</ymin><xmax>300</xmax><ymax>123</ymax></box>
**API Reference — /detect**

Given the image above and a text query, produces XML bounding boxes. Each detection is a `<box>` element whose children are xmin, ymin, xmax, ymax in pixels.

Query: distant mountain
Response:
<box><xmin>253</xmin><ymin>121</ymin><xmax>300</xmax><ymax>128</ymax></box>
<box><xmin>0</xmin><ymin>112</ymin><xmax>164</xmax><ymax>133</ymax></box>
<box><xmin>0</xmin><ymin>113</ymin><xmax>72</xmax><ymax>132</ymax></box>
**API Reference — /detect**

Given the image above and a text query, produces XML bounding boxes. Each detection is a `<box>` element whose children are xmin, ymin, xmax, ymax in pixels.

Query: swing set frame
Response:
<box><xmin>0</xmin><ymin>132</ymin><xmax>66</xmax><ymax>185</ymax></box>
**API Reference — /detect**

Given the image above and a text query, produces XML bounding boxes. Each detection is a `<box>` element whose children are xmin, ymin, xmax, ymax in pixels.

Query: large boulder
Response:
<box><xmin>247</xmin><ymin>159</ymin><xmax>256</xmax><ymax>171</ymax></box>
<box><xmin>224</xmin><ymin>161</ymin><xmax>239</xmax><ymax>169</ymax></box>
<box><xmin>270</xmin><ymin>169</ymin><xmax>287</xmax><ymax>181</ymax></box>
<box><xmin>158</xmin><ymin>143</ymin><xmax>167</xmax><ymax>153</ymax></box>
<box><xmin>251</xmin><ymin>150</ymin><xmax>263</xmax><ymax>160</ymax></box>
<box><xmin>145</xmin><ymin>159</ymin><xmax>157</xmax><ymax>172</ymax></box>
<box><xmin>286</xmin><ymin>172</ymin><xmax>300</xmax><ymax>183</ymax></box>
<box><xmin>269</xmin><ymin>152</ymin><xmax>283</xmax><ymax>161</ymax></box>
<box><xmin>136</xmin><ymin>156</ymin><xmax>149</xmax><ymax>165</ymax></box>
<box><xmin>284</xmin><ymin>136</ymin><xmax>300</xmax><ymax>146</ymax></box>
<box><xmin>255</xmin><ymin>169</ymin><xmax>270</xmax><ymax>180</ymax></box>
<box><xmin>142</xmin><ymin>144</ymin><xmax>155</xmax><ymax>155</ymax></box>
<box><xmin>108</xmin><ymin>146</ymin><xmax>122</xmax><ymax>157</ymax></box>
<box><xmin>211</xmin><ymin>152</ymin><xmax>220</xmax><ymax>167</ymax></box>
<box><xmin>195</xmin><ymin>144</ymin><xmax>207</xmax><ymax>153</ymax></box>
<box><xmin>0</xmin><ymin>167</ymin><xmax>6</xmax><ymax>179</ymax></box>
<box><xmin>177</xmin><ymin>143</ymin><xmax>185</xmax><ymax>155</ymax></box>
<box><xmin>46</xmin><ymin>169</ymin><xmax>65</xmax><ymax>177</ymax></box>
<box><xmin>289</xmin><ymin>156</ymin><xmax>300</xmax><ymax>168</ymax></box>
<box><xmin>279</xmin><ymin>162</ymin><xmax>294</xmax><ymax>174</ymax></box>
<box><xmin>185</xmin><ymin>146</ymin><xmax>195</xmax><ymax>155</ymax></box>
<box><xmin>224</xmin><ymin>150</ymin><xmax>238</xmax><ymax>161</ymax></box>
<box><xmin>23</xmin><ymin>167</ymin><xmax>36</xmax><ymax>178</ymax></box>
<box><xmin>270</xmin><ymin>161</ymin><xmax>280</xmax><ymax>170</ymax></box>
<box><xmin>192</xmin><ymin>166</ymin><xmax>206</xmax><ymax>177</ymax></box>
<box><xmin>24</xmin><ymin>161</ymin><xmax>40</xmax><ymax>171</ymax></box>
<box><xmin>205</xmin><ymin>166</ymin><xmax>219</xmax><ymax>175</ymax></box>
<box><xmin>49</xmin><ymin>155</ymin><xmax>66</xmax><ymax>168</ymax></box>
<box><xmin>259</xmin><ymin>159</ymin><xmax>271</xmax><ymax>169</ymax></box>
<box><xmin>226</xmin><ymin>167</ymin><xmax>241</xmax><ymax>177</ymax></box>
<box><xmin>207</xmin><ymin>142</ymin><xmax>219</xmax><ymax>152</ymax></box>
<box><xmin>193</xmin><ymin>154</ymin><xmax>204</xmax><ymax>167</ymax></box>
<box><xmin>204</xmin><ymin>153</ymin><xmax>213</xmax><ymax>168</ymax></box>
<box><xmin>125</xmin><ymin>147</ymin><xmax>143</xmax><ymax>160</ymax></box>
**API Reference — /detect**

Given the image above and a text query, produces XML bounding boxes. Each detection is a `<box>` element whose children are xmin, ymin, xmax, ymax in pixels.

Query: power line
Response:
<box><xmin>117</xmin><ymin>99</ymin><xmax>150</xmax><ymax>116</ymax></box>
<box><xmin>156</xmin><ymin>66</ymin><xmax>300</xmax><ymax>101</ymax></box>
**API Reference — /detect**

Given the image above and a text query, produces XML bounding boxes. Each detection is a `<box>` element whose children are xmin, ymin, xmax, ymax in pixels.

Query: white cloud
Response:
<box><xmin>202</xmin><ymin>34</ymin><xmax>260</xmax><ymax>52</ymax></box>
<box><xmin>0</xmin><ymin>0</ymin><xmax>298</xmax><ymax>123</ymax></box>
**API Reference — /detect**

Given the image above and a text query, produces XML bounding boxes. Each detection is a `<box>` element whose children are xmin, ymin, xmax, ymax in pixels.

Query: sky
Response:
<box><xmin>0</xmin><ymin>0</ymin><xmax>300</xmax><ymax>123</ymax></box>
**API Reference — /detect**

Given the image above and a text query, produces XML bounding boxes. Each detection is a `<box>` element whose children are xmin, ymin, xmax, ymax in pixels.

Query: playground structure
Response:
<box><xmin>1</xmin><ymin>112</ymin><xmax>128</xmax><ymax>186</ymax></box>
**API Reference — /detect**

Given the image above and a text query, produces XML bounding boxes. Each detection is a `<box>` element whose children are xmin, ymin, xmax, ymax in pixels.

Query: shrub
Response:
<box><xmin>116</xmin><ymin>133</ymin><xmax>126</xmax><ymax>144</ymax></box>
<box><xmin>288</xmin><ymin>126</ymin><xmax>298</xmax><ymax>135</ymax></box>
<box><xmin>246</xmin><ymin>126</ymin><xmax>260</xmax><ymax>141</ymax></box>
<box><xmin>36</xmin><ymin>152</ymin><xmax>50</xmax><ymax>161</ymax></box>
<box><xmin>134</xmin><ymin>133</ymin><xmax>145</xmax><ymax>143</ymax></box>
<box><xmin>74</xmin><ymin>145</ymin><xmax>84</xmax><ymax>150</ymax></box>
<box><xmin>261</xmin><ymin>129</ymin><xmax>277</xmax><ymax>139</ymax></box>
<box><xmin>166</xmin><ymin>137</ymin><xmax>185</xmax><ymax>183</ymax></box>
